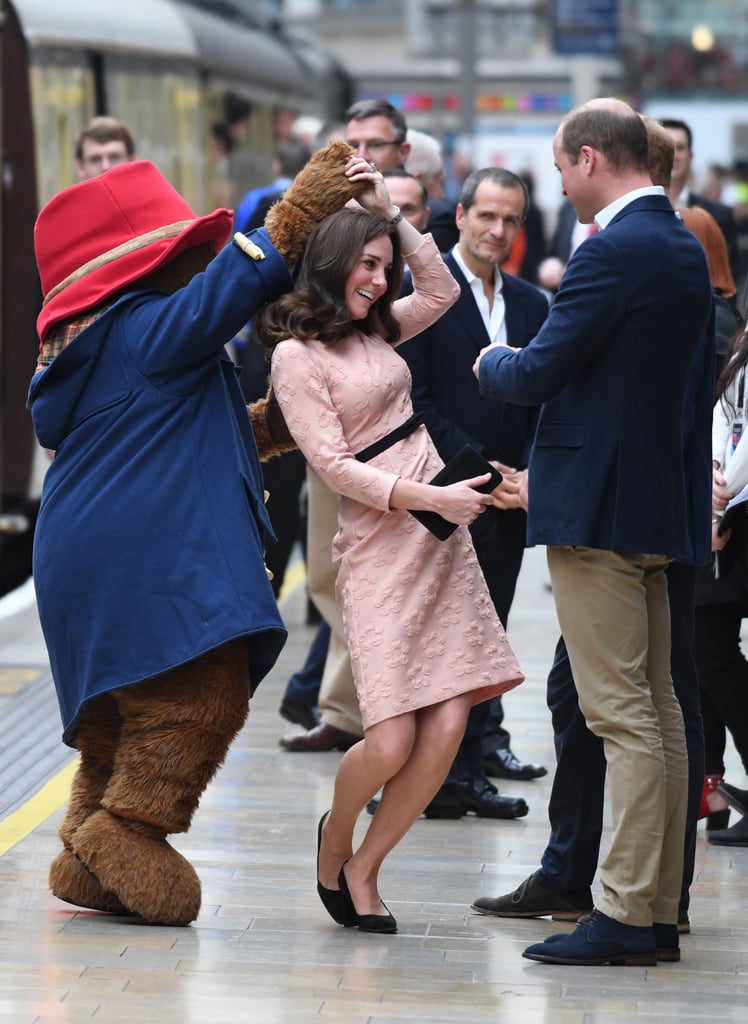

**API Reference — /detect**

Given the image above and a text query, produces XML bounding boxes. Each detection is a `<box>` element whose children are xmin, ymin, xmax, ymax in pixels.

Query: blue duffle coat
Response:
<box><xmin>27</xmin><ymin>229</ymin><xmax>292</xmax><ymax>746</ymax></box>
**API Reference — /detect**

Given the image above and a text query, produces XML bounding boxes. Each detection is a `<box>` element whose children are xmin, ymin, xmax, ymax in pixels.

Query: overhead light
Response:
<box><xmin>692</xmin><ymin>24</ymin><xmax>714</xmax><ymax>51</ymax></box>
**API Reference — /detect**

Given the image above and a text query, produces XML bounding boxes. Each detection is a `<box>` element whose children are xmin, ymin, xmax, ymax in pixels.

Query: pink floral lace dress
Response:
<box><xmin>271</xmin><ymin>234</ymin><xmax>524</xmax><ymax>729</ymax></box>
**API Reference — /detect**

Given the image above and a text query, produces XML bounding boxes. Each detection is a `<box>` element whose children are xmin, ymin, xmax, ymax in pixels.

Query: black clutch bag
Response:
<box><xmin>410</xmin><ymin>444</ymin><xmax>503</xmax><ymax>541</ymax></box>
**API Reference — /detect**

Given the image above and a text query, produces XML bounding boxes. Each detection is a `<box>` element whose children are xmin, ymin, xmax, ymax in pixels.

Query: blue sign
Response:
<box><xmin>552</xmin><ymin>0</ymin><xmax>619</xmax><ymax>56</ymax></box>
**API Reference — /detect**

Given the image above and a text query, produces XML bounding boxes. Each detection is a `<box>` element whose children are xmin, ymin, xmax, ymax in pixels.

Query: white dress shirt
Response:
<box><xmin>452</xmin><ymin>245</ymin><xmax>507</xmax><ymax>346</ymax></box>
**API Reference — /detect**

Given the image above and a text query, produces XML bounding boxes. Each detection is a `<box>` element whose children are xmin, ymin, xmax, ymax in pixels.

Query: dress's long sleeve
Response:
<box><xmin>392</xmin><ymin>233</ymin><xmax>459</xmax><ymax>344</ymax></box>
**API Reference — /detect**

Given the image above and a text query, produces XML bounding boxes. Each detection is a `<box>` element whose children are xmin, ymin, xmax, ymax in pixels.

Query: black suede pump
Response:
<box><xmin>338</xmin><ymin>862</ymin><xmax>397</xmax><ymax>934</ymax></box>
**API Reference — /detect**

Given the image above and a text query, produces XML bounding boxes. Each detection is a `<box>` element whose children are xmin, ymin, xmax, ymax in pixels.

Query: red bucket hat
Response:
<box><xmin>35</xmin><ymin>161</ymin><xmax>234</xmax><ymax>344</ymax></box>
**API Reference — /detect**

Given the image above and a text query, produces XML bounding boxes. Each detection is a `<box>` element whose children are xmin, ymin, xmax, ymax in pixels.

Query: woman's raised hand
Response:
<box><xmin>345</xmin><ymin>156</ymin><xmax>398</xmax><ymax>219</ymax></box>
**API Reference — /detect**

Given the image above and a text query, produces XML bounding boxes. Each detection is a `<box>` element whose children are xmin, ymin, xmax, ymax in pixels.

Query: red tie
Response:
<box><xmin>588</xmin><ymin>223</ymin><xmax>598</xmax><ymax>237</ymax></box>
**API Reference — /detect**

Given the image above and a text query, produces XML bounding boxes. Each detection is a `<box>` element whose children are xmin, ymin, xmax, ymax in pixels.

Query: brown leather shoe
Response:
<box><xmin>279</xmin><ymin>722</ymin><xmax>361</xmax><ymax>752</ymax></box>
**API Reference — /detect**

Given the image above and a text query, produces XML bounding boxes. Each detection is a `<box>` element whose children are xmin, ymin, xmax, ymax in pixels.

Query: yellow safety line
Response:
<box><xmin>278</xmin><ymin>558</ymin><xmax>306</xmax><ymax>603</ymax></box>
<box><xmin>0</xmin><ymin>758</ymin><xmax>78</xmax><ymax>856</ymax></box>
<box><xmin>0</xmin><ymin>561</ymin><xmax>308</xmax><ymax>857</ymax></box>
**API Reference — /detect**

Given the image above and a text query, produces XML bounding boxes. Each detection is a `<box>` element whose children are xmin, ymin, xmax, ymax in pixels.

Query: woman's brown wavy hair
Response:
<box><xmin>252</xmin><ymin>206</ymin><xmax>403</xmax><ymax>352</ymax></box>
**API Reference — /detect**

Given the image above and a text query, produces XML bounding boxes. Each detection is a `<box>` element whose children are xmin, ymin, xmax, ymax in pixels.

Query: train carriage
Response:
<box><xmin>0</xmin><ymin>0</ymin><xmax>352</xmax><ymax>594</ymax></box>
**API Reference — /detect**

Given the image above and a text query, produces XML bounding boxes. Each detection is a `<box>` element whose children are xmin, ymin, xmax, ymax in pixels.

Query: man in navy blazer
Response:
<box><xmin>474</xmin><ymin>98</ymin><xmax>714</xmax><ymax>966</ymax></box>
<box><xmin>400</xmin><ymin>167</ymin><xmax>549</xmax><ymax>819</ymax></box>
<box><xmin>471</xmin><ymin>117</ymin><xmax>713</xmax><ymax>941</ymax></box>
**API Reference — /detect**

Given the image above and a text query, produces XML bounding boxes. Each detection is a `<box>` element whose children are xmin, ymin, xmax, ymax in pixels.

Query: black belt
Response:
<box><xmin>355</xmin><ymin>412</ymin><xmax>424</xmax><ymax>463</ymax></box>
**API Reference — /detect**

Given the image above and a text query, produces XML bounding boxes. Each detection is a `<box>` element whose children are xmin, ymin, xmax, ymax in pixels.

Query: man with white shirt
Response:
<box><xmin>660</xmin><ymin>117</ymin><xmax>740</xmax><ymax>284</ymax></box>
<box><xmin>398</xmin><ymin>167</ymin><xmax>550</xmax><ymax>818</ymax></box>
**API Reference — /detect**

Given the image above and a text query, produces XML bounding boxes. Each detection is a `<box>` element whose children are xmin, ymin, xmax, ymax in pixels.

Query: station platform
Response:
<box><xmin>0</xmin><ymin>547</ymin><xmax>745</xmax><ymax>1023</ymax></box>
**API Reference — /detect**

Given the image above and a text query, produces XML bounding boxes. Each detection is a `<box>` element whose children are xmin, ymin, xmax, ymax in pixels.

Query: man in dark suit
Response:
<box><xmin>661</xmin><ymin>117</ymin><xmax>741</xmax><ymax>285</ymax></box>
<box><xmin>474</xmin><ymin>98</ymin><xmax>714</xmax><ymax>965</ymax></box>
<box><xmin>470</xmin><ymin>114</ymin><xmax>711</xmax><ymax>939</ymax></box>
<box><xmin>399</xmin><ymin>167</ymin><xmax>550</xmax><ymax>818</ymax></box>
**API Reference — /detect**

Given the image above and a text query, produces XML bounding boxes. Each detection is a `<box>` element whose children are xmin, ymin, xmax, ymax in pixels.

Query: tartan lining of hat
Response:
<box><xmin>42</xmin><ymin>220</ymin><xmax>195</xmax><ymax>306</ymax></box>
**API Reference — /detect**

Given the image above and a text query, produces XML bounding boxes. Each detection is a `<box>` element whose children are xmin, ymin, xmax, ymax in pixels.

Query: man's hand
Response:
<box><xmin>472</xmin><ymin>341</ymin><xmax>518</xmax><ymax>379</ymax></box>
<box><xmin>712</xmin><ymin>466</ymin><xmax>733</xmax><ymax>550</ymax></box>
<box><xmin>712</xmin><ymin>466</ymin><xmax>732</xmax><ymax>514</ymax></box>
<box><xmin>490</xmin><ymin>463</ymin><xmax>527</xmax><ymax>510</ymax></box>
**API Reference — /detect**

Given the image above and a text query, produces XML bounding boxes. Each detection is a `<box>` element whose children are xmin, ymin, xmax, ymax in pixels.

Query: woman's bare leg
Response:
<box><xmin>319</xmin><ymin>693</ymin><xmax>473</xmax><ymax>917</ymax></box>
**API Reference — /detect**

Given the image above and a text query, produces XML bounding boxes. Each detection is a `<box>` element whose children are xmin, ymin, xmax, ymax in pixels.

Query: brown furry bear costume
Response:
<box><xmin>28</xmin><ymin>142</ymin><xmax>363</xmax><ymax>926</ymax></box>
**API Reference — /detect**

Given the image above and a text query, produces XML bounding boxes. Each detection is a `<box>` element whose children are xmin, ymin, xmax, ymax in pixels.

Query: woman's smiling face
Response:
<box><xmin>344</xmin><ymin>233</ymin><xmax>393</xmax><ymax>321</ymax></box>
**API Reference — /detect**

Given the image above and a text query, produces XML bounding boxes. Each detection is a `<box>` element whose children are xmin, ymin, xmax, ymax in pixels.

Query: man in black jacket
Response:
<box><xmin>661</xmin><ymin>117</ymin><xmax>741</xmax><ymax>286</ymax></box>
<box><xmin>396</xmin><ymin>166</ymin><xmax>550</xmax><ymax>818</ymax></box>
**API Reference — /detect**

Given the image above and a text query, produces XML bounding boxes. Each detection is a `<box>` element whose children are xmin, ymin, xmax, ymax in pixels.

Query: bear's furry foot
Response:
<box><xmin>71</xmin><ymin>809</ymin><xmax>201</xmax><ymax>926</ymax></box>
<box><xmin>49</xmin><ymin>847</ymin><xmax>134</xmax><ymax>915</ymax></box>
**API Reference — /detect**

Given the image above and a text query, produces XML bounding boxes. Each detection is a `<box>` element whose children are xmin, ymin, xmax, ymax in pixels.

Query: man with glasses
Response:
<box><xmin>344</xmin><ymin>99</ymin><xmax>410</xmax><ymax>172</ymax></box>
<box><xmin>75</xmin><ymin>117</ymin><xmax>136</xmax><ymax>181</ymax></box>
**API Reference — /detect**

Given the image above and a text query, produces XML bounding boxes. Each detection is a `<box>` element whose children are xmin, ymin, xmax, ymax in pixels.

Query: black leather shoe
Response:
<box><xmin>280</xmin><ymin>697</ymin><xmax>320</xmax><ymax>731</ymax></box>
<box><xmin>708</xmin><ymin>814</ymin><xmax>748</xmax><ymax>846</ymax></box>
<box><xmin>367</xmin><ymin>778</ymin><xmax>527</xmax><ymax>820</ymax></box>
<box><xmin>482</xmin><ymin>747</ymin><xmax>547</xmax><ymax>781</ymax></box>
<box><xmin>280</xmin><ymin>722</ymin><xmax>361</xmax><ymax>752</ymax></box>
<box><xmin>472</xmin><ymin>873</ymin><xmax>593</xmax><ymax>920</ymax></box>
<box><xmin>425</xmin><ymin>777</ymin><xmax>529</xmax><ymax>820</ymax></box>
<box><xmin>717</xmin><ymin>781</ymin><xmax>748</xmax><ymax>817</ymax></box>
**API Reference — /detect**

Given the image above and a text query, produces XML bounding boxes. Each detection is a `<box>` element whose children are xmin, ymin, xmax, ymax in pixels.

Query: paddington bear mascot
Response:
<box><xmin>27</xmin><ymin>142</ymin><xmax>363</xmax><ymax>926</ymax></box>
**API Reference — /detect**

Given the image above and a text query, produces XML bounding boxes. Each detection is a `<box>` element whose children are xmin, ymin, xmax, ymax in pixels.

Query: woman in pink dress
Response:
<box><xmin>254</xmin><ymin>158</ymin><xmax>524</xmax><ymax>933</ymax></box>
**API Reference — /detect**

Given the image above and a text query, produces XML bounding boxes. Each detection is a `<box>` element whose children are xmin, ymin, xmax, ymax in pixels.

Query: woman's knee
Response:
<box><xmin>416</xmin><ymin>695</ymin><xmax>471</xmax><ymax>752</ymax></box>
<box><xmin>363</xmin><ymin>716</ymin><xmax>416</xmax><ymax>775</ymax></box>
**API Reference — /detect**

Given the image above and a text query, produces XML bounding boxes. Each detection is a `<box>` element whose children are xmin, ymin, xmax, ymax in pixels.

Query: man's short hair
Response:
<box><xmin>459</xmin><ymin>167</ymin><xmax>530</xmax><ymax>221</ymax></box>
<box><xmin>75</xmin><ymin>117</ymin><xmax>135</xmax><ymax>161</ymax></box>
<box><xmin>382</xmin><ymin>168</ymin><xmax>429</xmax><ymax>208</ymax></box>
<box><xmin>404</xmin><ymin>129</ymin><xmax>443</xmax><ymax>183</ymax></box>
<box><xmin>561</xmin><ymin>104</ymin><xmax>648</xmax><ymax>175</ymax></box>
<box><xmin>659</xmin><ymin>118</ymin><xmax>693</xmax><ymax>151</ymax></box>
<box><xmin>640</xmin><ymin>115</ymin><xmax>675</xmax><ymax>189</ymax></box>
<box><xmin>276</xmin><ymin>137</ymin><xmax>312</xmax><ymax>179</ymax></box>
<box><xmin>344</xmin><ymin>99</ymin><xmax>407</xmax><ymax>144</ymax></box>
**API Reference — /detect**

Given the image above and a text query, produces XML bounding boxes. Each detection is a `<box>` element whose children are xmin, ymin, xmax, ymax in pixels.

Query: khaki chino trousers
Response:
<box><xmin>547</xmin><ymin>545</ymin><xmax>688</xmax><ymax>927</ymax></box>
<box><xmin>306</xmin><ymin>467</ymin><xmax>363</xmax><ymax>736</ymax></box>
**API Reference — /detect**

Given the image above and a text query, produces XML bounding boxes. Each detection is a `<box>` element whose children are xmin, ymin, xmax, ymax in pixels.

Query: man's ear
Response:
<box><xmin>579</xmin><ymin>145</ymin><xmax>596</xmax><ymax>176</ymax></box>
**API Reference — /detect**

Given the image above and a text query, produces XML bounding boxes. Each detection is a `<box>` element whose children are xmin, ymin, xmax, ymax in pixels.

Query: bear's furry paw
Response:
<box><xmin>72</xmin><ymin>809</ymin><xmax>201</xmax><ymax>926</ymax></box>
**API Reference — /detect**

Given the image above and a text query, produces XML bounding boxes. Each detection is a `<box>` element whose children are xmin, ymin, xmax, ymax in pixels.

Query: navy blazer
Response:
<box><xmin>425</xmin><ymin>197</ymin><xmax>459</xmax><ymax>252</ymax></box>
<box><xmin>400</xmin><ymin>252</ymin><xmax>549</xmax><ymax>469</ymax></box>
<box><xmin>478</xmin><ymin>194</ymin><xmax>715</xmax><ymax>564</ymax></box>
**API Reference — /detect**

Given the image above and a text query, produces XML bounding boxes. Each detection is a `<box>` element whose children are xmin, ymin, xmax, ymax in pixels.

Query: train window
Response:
<box><xmin>29</xmin><ymin>54</ymin><xmax>97</xmax><ymax>203</ymax></box>
<box><xmin>103</xmin><ymin>56</ymin><xmax>206</xmax><ymax>213</ymax></box>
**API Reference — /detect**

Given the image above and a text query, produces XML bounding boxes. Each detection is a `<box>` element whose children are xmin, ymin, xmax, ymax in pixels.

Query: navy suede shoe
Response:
<box><xmin>523</xmin><ymin>909</ymin><xmax>657</xmax><ymax>966</ymax></box>
<box><xmin>653</xmin><ymin>922</ymin><xmax>680</xmax><ymax>962</ymax></box>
